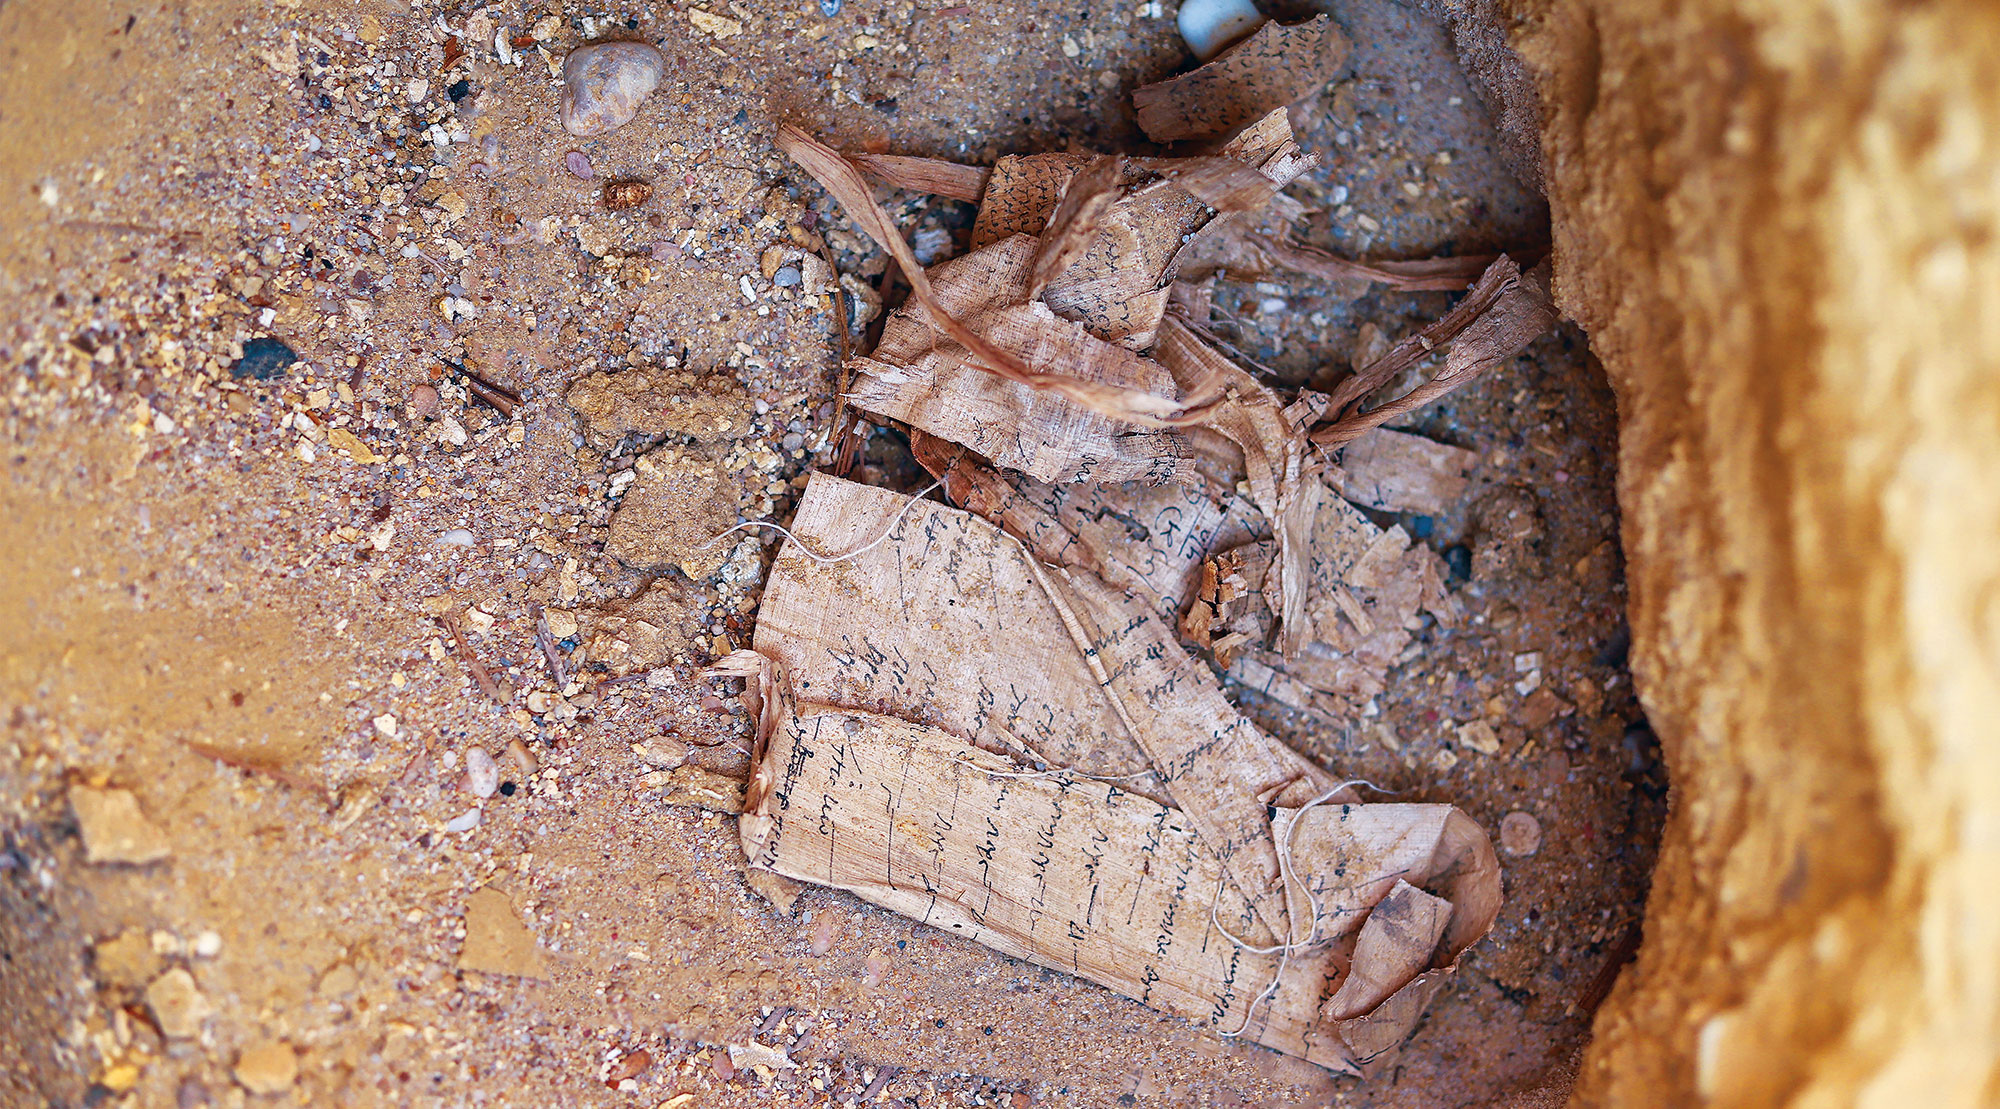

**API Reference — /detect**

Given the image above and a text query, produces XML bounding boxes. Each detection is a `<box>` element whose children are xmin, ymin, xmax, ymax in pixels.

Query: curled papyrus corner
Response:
<box><xmin>724</xmin><ymin>475</ymin><xmax>1502</xmax><ymax>1076</ymax></box>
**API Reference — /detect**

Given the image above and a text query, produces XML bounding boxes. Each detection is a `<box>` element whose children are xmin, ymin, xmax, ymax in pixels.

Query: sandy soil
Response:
<box><xmin>0</xmin><ymin>0</ymin><xmax>1659</xmax><ymax>1105</ymax></box>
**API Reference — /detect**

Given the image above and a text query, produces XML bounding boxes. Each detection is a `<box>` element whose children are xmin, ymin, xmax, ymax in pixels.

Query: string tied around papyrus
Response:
<box><xmin>1212</xmin><ymin>779</ymin><xmax>1396</xmax><ymax>1038</ymax></box>
<box><xmin>701</xmin><ymin>473</ymin><xmax>947</xmax><ymax>565</ymax></box>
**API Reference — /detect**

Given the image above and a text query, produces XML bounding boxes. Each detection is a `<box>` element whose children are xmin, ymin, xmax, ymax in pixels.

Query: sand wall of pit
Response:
<box><xmin>1424</xmin><ymin>0</ymin><xmax>2000</xmax><ymax>1104</ymax></box>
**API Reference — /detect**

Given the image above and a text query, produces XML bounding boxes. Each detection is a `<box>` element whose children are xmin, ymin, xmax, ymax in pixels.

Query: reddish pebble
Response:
<box><xmin>603</xmin><ymin>1048</ymin><xmax>652</xmax><ymax>1086</ymax></box>
<box><xmin>711</xmin><ymin>1051</ymin><xmax>736</xmax><ymax>1082</ymax></box>
<box><xmin>565</xmin><ymin>150</ymin><xmax>594</xmax><ymax>179</ymax></box>
<box><xmin>408</xmin><ymin>383</ymin><xmax>440</xmax><ymax>419</ymax></box>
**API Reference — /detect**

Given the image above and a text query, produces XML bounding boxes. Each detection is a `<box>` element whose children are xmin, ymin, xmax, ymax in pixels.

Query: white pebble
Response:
<box><xmin>560</xmin><ymin>41</ymin><xmax>666</xmax><ymax>137</ymax></box>
<box><xmin>442</xmin><ymin>808</ymin><xmax>482</xmax><ymax>834</ymax></box>
<box><xmin>192</xmin><ymin>930</ymin><xmax>223</xmax><ymax>958</ymax></box>
<box><xmin>1177</xmin><ymin>0</ymin><xmax>1264</xmax><ymax>62</ymax></box>
<box><xmin>436</xmin><ymin>528</ymin><xmax>476</xmax><ymax>547</ymax></box>
<box><xmin>464</xmin><ymin>747</ymin><xmax>500</xmax><ymax>799</ymax></box>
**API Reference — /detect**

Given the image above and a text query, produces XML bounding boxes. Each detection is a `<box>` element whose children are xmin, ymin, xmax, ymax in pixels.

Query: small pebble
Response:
<box><xmin>1499</xmin><ymin>811</ymin><xmax>1543</xmax><ymax>857</ymax></box>
<box><xmin>233</xmin><ymin>1041</ymin><xmax>297</xmax><ymax>1095</ymax></box>
<box><xmin>861</xmin><ymin>949</ymin><xmax>892</xmax><ymax>986</ymax></box>
<box><xmin>807</xmin><ymin>908</ymin><xmax>843</xmax><ymax>955</ymax></box>
<box><xmin>605</xmin><ymin>1048</ymin><xmax>653</xmax><ymax>1085</ymax></box>
<box><xmin>144</xmin><ymin>969</ymin><xmax>210</xmax><ymax>1039</ymax></box>
<box><xmin>230</xmin><ymin>337</ymin><xmax>297</xmax><ymax>381</ymax></box>
<box><xmin>191</xmin><ymin>930</ymin><xmax>222</xmax><ymax>958</ymax></box>
<box><xmin>442</xmin><ymin>808</ymin><xmax>482</xmax><ymax>834</ymax></box>
<box><xmin>1177</xmin><ymin>0</ymin><xmax>1264</xmax><ymax>61</ymax></box>
<box><xmin>408</xmin><ymin>383</ymin><xmax>440</xmax><ymax>419</ymax></box>
<box><xmin>565</xmin><ymin>150</ymin><xmax>594</xmax><ymax>179</ymax></box>
<box><xmin>642</xmin><ymin>735</ymin><xmax>691</xmax><ymax>770</ymax></box>
<box><xmin>69</xmin><ymin>785</ymin><xmax>170</xmax><ymax>864</ymax></box>
<box><xmin>436</xmin><ymin>528</ymin><xmax>476</xmax><ymax>547</ymax></box>
<box><xmin>464</xmin><ymin>747</ymin><xmax>500</xmax><ymax>798</ymax></box>
<box><xmin>772</xmin><ymin>265</ymin><xmax>802</xmax><ymax>288</ymax></box>
<box><xmin>560</xmin><ymin>41</ymin><xmax>666</xmax><ymax>136</ymax></box>
<box><xmin>504</xmin><ymin>737</ymin><xmax>539</xmax><ymax>776</ymax></box>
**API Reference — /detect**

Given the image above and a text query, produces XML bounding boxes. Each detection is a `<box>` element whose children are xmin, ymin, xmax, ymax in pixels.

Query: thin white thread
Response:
<box><xmin>1213</xmin><ymin>779</ymin><xmax>1391</xmax><ymax>1038</ymax></box>
<box><xmin>700</xmin><ymin>475</ymin><xmax>946</xmax><ymax>565</ymax></box>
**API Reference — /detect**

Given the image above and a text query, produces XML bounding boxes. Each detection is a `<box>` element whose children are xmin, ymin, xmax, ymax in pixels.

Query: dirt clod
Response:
<box><xmin>232</xmin><ymin>1040</ymin><xmax>297</xmax><ymax>1095</ymax></box>
<box><xmin>565</xmin><ymin>369</ymin><xmax>756</xmax><ymax>452</ymax></box>
<box><xmin>604</xmin><ymin>451</ymin><xmax>749</xmax><ymax>580</ymax></box>
<box><xmin>68</xmin><ymin>785</ymin><xmax>170</xmax><ymax>865</ymax></box>
<box><xmin>144</xmin><ymin>969</ymin><xmax>210</xmax><ymax>1039</ymax></box>
<box><xmin>458</xmin><ymin>887</ymin><xmax>547</xmax><ymax>979</ymax></box>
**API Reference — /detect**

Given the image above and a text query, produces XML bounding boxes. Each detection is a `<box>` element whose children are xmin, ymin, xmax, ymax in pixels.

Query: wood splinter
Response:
<box><xmin>439</xmin><ymin>612</ymin><xmax>509</xmax><ymax>705</ymax></box>
<box><xmin>443</xmin><ymin>359</ymin><xmax>524</xmax><ymax>418</ymax></box>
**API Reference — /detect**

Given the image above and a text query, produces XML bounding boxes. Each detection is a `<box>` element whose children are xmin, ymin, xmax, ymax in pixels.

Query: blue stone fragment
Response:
<box><xmin>231</xmin><ymin>337</ymin><xmax>297</xmax><ymax>381</ymax></box>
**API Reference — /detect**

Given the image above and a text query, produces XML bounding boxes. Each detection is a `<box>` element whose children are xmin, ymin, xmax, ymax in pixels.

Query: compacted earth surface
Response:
<box><xmin>0</xmin><ymin>0</ymin><xmax>1661</xmax><ymax>1105</ymax></box>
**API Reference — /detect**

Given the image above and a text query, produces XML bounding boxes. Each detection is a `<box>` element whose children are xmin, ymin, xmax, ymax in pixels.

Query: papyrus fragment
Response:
<box><xmin>972</xmin><ymin>111</ymin><xmax>1315</xmax><ymax>350</ymax></box>
<box><xmin>1326</xmin><ymin>428</ymin><xmax>1479</xmax><ymax>516</ymax></box>
<box><xmin>777</xmin><ymin>125</ymin><xmax>1215</xmax><ymax>427</ymax></box>
<box><xmin>1133</xmin><ymin>16</ymin><xmax>1354</xmax><ymax>144</ymax></box>
<box><xmin>1218</xmin><ymin>488</ymin><xmax>1460</xmax><ymax>716</ymax></box>
<box><xmin>754</xmin><ymin>474</ymin><xmax>1342</xmax><ymax>925</ymax></box>
<box><xmin>739</xmin><ymin>702</ymin><xmax>1498</xmax><ymax>1074</ymax></box>
<box><xmin>847</xmin><ymin>236</ymin><xmax>1197</xmax><ymax>485</ymax></box>
<box><xmin>909</xmin><ymin>428</ymin><xmax>1262</xmax><ymax>619</ymax></box>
